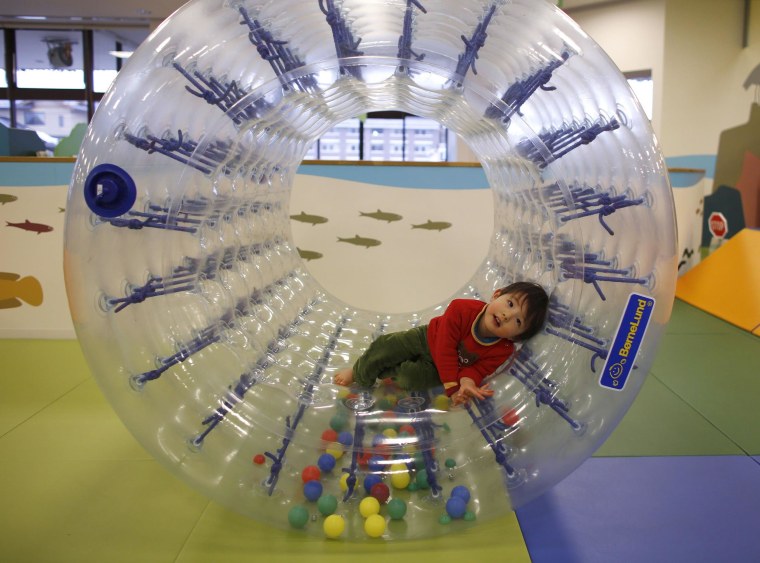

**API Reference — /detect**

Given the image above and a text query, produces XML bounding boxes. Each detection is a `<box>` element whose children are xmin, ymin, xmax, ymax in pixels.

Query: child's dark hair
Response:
<box><xmin>496</xmin><ymin>281</ymin><xmax>549</xmax><ymax>341</ymax></box>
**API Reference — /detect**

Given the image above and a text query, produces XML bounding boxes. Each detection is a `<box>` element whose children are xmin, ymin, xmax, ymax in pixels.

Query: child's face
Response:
<box><xmin>479</xmin><ymin>291</ymin><xmax>529</xmax><ymax>340</ymax></box>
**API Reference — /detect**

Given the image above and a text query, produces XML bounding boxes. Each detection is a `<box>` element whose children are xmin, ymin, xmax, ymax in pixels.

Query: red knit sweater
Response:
<box><xmin>427</xmin><ymin>299</ymin><xmax>515</xmax><ymax>396</ymax></box>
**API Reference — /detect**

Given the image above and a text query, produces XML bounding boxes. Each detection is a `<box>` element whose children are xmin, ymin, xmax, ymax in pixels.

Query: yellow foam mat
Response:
<box><xmin>676</xmin><ymin>229</ymin><xmax>760</xmax><ymax>335</ymax></box>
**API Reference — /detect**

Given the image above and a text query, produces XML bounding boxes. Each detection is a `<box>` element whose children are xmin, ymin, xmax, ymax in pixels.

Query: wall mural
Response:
<box><xmin>713</xmin><ymin>62</ymin><xmax>760</xmax><ymax>230</ymax></box>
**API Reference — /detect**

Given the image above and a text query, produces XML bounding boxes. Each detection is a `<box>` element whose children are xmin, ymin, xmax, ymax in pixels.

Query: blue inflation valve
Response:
<box><xmin>84</xmin><ymin>164</ymin><xmax>137</xmax><ymax>218</ymax></box>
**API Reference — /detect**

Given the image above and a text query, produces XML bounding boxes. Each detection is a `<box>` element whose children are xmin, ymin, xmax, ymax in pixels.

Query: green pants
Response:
<box><xmin>353</xmin><ymin>326</ymin><xmax>441</xmax><ymax>391</ymax></box>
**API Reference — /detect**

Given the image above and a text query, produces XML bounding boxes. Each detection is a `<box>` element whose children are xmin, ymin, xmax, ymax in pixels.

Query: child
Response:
<box><xmin>334</xmin><ymin>281</ymin><xmax>549</xmax><ymax>406</ymax></box>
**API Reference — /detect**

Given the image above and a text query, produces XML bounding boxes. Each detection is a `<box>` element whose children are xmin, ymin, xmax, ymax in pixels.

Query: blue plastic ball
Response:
<box><xmin>446</xmin><ymin>496</ymin><xmax>467</xmax><ymax>519</ymax></box>
<box><xmin>337</xmin><ymin>431</ymin><xmax>353</xmax><ymax>446</ymax></box>
<box><xmin>304</xmin><ymin>480</ymin><xmax>323</xmax><ymax>502</ymax></box>
<box><xmin>317</xmin><ymin>453</ymin><xmax>336</xmax><ymax>473</ymax></box>
<box><xmin>451</xmin><ymin>485</ymin><xmax>471</xmax><ymax>504</ymax></box>
<box><xmin>368</xmin><ymin>456</ymin><xmax>385</xmax><ymax>472</ymax></box>
<box><xmin>364</xmin><ymin>474</ymin><xmax>383</xmax><ymax>494</ymax></box>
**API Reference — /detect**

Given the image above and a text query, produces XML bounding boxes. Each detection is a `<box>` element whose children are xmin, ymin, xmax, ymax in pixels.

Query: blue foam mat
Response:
<box><xmin>516</xmin><ymin>456</ymin><xmax>760</xmax><ymax>563</ymax></box>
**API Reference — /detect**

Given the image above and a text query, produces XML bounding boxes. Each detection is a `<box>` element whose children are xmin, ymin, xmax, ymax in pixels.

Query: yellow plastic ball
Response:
<box><xmin>391</xmin><ymin>474</ymin><xmax>410</xmax><ymax>489</ymax></box>
<box><xmin>390</xmin><ymin>466</ymin><xmax>411</xmax><ymax>489</ymax></box>
<box><xmin>433</xmin><ymin>394</ymin><xmax>450</xmax><ymax>411</ymax></box>
<box><xmin>339</xmin><ymin>472</ymin><xmax>350</xmax><ymax>492</ymax></box>
<box><xmin>364</xmin><ymin>514</ymin><xmax>386</xmax><ymax>538</ymax></box>
<box><xmin>382</xmin><ymin>428</ymin><xmax>398</xmax><ymax>439</ymax></box>
<box><xmin>359</xmin><ymin>496</ymin><xmax>381</xmax><ymax>517</ymax></box>
<box><xmin>326</xmin><ymin>445</ymin><xmax>344</xmax><ymax>460</ymax></box>
<box><xmin>323</xmin><ymin>514</ymin><xmax>345</xmax><ymax>539</ymax></box>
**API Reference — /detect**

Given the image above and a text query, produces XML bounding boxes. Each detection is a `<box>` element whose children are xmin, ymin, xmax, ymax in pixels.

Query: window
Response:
<box><xmin>303</xmin><ymin>112</ymin><xmax>450</xmax><ymax>162</ymax></box>
<box><xmin>624</xmin><ymin>70</ymin><xmax>653</xmax><ymax>121</ymax></box>
<box><xmin>15</xmin><ymin>29</ymin><xmax>85</xmax><ymax>90</ymax></box>
<box><xmin>0</xmin><ymin>25</ymin><xmax>149</xmax><ymax>152</ymax></box>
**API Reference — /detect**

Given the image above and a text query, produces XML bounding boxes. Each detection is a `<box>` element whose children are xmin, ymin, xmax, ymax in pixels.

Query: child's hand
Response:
<box><xmin>451</xmin><ymin>377</ymin><xmax>494</xmax><ymax>405</ymax></box>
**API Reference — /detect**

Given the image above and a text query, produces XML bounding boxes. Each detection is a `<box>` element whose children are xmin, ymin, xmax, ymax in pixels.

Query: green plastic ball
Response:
<box><xmin>445</xmin><ymin>458</ymin><xmax>457</xmax><ymax>469</ymax></box>
<box><xmin>415</xmin><ymin>470</ymin><xmax>429</xmax><ymax>489</ymax></box>
<box><xmin>330</xmin><ymin>413</ymin><xmax>348</xmax><ymax>432</ymax></box>
<box><xmin>464</xmin><ymin>510</ymin><xmax>476</xmax><ymax>522</ymax></box>
<box><xmin>288</xmin><ymin>505</ymin><xmax>309</xmax><ymax>529</ymax></box>
<box><xmin>317</xmin><ymin>494</ymin><xmax>338</xmax><ymax>516</ymax></box>
<box><xmin>387</xmin><ymin>498</ymin><xmax>407</xmax><ymax>520</ymax></box>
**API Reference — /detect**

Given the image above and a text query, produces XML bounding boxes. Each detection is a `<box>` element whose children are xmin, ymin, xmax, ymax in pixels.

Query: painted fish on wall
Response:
<box><xmin>411</xmin><ymin>220</ymin><xmax>452</xmax><ymax>231</ymax></box>
<box><xmin>0</xmin><ymin>273</ymin><xmax>43</xmax><ymax>309</ymax></box>
<box><xmin>297</xmin><ymin>248</ymin><xmax>324</xmax><ymax>261</ymax></box>
<box><xmin>359</xmin><ymin>209</ymin><xmax>403</xmax><ymax>223</ymax></box>
<box><xmin>337</xmin><ymin>235</ymin><xmax>382</xmax><ymax>248</ymax></box>
<box><xmin>6</xmin><ymin>220</ymin><xmax>54</xmax><ymax>234</ymax></box>
<box><xmin>290</xmin><ymin>211</ymin><xmax>328</xmax><ymax>225</ymax></box>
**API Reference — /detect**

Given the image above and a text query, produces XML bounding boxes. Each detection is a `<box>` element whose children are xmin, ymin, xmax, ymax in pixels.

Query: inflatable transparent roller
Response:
<box><xmin>64</xmin><ymin>0</ymin><xmax>678</xmax><ymax>540</ymax></box>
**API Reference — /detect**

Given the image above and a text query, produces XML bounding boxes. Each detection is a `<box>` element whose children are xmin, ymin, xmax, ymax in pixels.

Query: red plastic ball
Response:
<box><xmin>321</xmin><ymin>429</ymin><xmax>338</xmax><ymax>443</ymax></box>
<box><xmin>358</xmin><ymin>452</ymin><xmax>373</xmax><ymax>467</ymax></box>
<box><xmin>502</xmin><ymin>408</ymin><xmax>520</xmax><ymax>427</ymax></box>
<box><xmin>398</xmin><ymin>424</ymin><xmax>415</xmax><ymax>435</ymax></box>
<box><xmin>253</xmin><ymin>454</ymin><xmax>266</xmax><ymax>465</ymax></box>
<box><xmin>370</xmin><ymin>482</ymin><xmax>390</xmax><ymax>504</ymax></box>
<box><xmin>302</xmin><ymin>465</ymin><xmax>321</xmax><ymax>483</ymax></box>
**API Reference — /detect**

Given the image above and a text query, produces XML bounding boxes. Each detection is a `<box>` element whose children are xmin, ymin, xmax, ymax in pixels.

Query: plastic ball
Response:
<box><xmin>337</xmin><ymin>431</ymin><xmax>353</xmax><ymax>446</ymax></box>
<box><xmin>364</xmin><ymin>474</ymin><xmax>383</xmax><ymax>495</ymax></box>
<box><xmin>446</xmin><ymin>496</ymin><xmax>467</xmax><ymax>519</ymax></box>
<box><xmin>321</xmin><ymin>429</ymin><xmax>338</xmax><ymax>443</ymax></box>
<box><xmin>387</xmin><ymin>498</ymin><xmax>407</xmax><ymax>520</ymax></box>
<box><xmin>415</xmin><ymin>471</ymin><xmax>429</xmax><ymax>490</ymax></box>
<box><xmin>439</xmin><ymin>514</ymin><xmax>452</xmax><ymax>525</ymax></box>
<box><xmin>330</xmin><ymin>413</ymin><xmax>348</xmax><ymax>432</ymax></box>
<box><xmin>288</xmin><ymin>506</ymin><xmax>309</xmax><ymax>529</ymax></box>
<box><xmin>252</xmin><ymin>454</ymin><xmax>266</xmax><ymax>465</ymax></box>
<box><xmin>317</xmin><ymin>453</ymin><xmax>336</xmax><ymax>473</ymax></box>
<box><xmin>304</xmin><ymin>480</ymin><xmax>323</xmax><ymax>502</ymax></box>
<box><xmin>389</xmin><ymin>464</ymin><xmax>410</xmax><ymax>489</ymax></box>
<box><xmin>370</xmin><ymin>482</ymin><xmax>390</xmax><ymax>504</ymax></box>
<box><xmin>339</xmin><ymin>473</ymin><xmax>350</xmax><ymax>492</ymax></box>
<box><xmin>413</xmin><ymin>454</ymin><xmax>425</xmax><ymax>470</ymax></box>
<box><xmin>451</xmin><ymin>485</ymin><xmax>471</xmax><ymax>504</ymax></box>
<box><xmin>398</xmin><ymin>424</ymin><xmax>415</xmax><ymax>436</ymax></box>
<box><xmin>359</xmin><ymin>496</ymin><xmax>381</xmax><ymax>518</ymax></box>
<box><xmin>502</xmin><ymin>408</ymin><xmax>521</xmax><ymax>427</ymax></box>
<box><xmin>368</xmin><ymin>456</ymin><xmax>385</xmax><ymax>472</ymax></box>
<box><xmin>325</xmin><ymin>445</ymin><xmax>344</xmax><ymax>460</ymax></box>
<box><xmin>382</xmin><ymin>428</ymin><xmax>398</xmax><ymax>439</ymax></box>
<box><xmin>444</xmin><ymin>458</ymin><xmax>457</xmax><ymax>469</ymax></box>
<box><xmin>364</xmin><ymin>514</ymin><xmax>386</xmax><ymax>538</ymax></box>
<box><xmin>323</xmin><ymin>514</ymin><xmax>345</xmax><ymax>539</ymax></box>
<box><xmin>302</xmin><ymin>465</ymin><xmax>321</xmax><ymax>483</ymax></box>
<box><xmin>464</xmin><ymin>511</ymin><xmax>476</xmax><ymax>522</ymax></box>
<box><xmin>433</xmin><ymin>395</ymin><xmax>450</xmax><ymax>411</ymax></box>
<box><xmin>317</xmin><ymin>494</ymin><xmax>338</xmax><ymax>516</ymax></box>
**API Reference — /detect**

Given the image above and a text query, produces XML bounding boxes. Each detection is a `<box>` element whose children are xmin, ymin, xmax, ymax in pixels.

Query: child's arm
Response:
<box><xmin>451</xmin><ymin>376</ymin><xmax>494</xmax><ymax>406</ymax></box>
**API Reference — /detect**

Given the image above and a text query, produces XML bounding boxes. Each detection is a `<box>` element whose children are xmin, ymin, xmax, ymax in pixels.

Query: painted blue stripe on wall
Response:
<box><xmin>1</xmin><ymin>157</ymin><xmax>720</xmax><ymax>191</ymax></box>
<box><xmin>0</xmin><ymin>162</ymin><xmax>75</xmax><ymax>186</ymax></box>
<box><xmin>297</xmin><ymin>164</ymin><xmax>490</xmax><ymax>190</ymax></box>
<box><xmin>665</xmin><ymin>155</ymin><xmax>716</xmax><ymax>179</ymax></box>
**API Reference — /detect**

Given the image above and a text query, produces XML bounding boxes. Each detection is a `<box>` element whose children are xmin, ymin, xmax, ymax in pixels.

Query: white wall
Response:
<box><xmin>568</xmin><ymin>0</ymin><xmax>666</xmax><ymax>139</ymax></box>
<box><xmin>661</xmin><ymin>0</ymin><xmax>760</xmax><ymax>157</ymax></box>
<box><xmin>567</xmin><ymin>0</ymin><xmax>760</xmax><ymax>159</ymax></box>
<box><xmin>456</xmin><ymin>0</ymin><xmax>760</xmax><ymax>163</ymax></box>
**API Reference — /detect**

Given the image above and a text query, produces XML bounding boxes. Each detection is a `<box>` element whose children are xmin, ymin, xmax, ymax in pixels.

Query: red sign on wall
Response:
<box><xmin>708</xmin><ymin>211</ymin><xmax>728</xmax><ymax>238</ymax></box>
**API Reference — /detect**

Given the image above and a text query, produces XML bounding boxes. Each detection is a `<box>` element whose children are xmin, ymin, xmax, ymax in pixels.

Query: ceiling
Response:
<box><xmin>0</xmin><ymin>0</ymin><xmax>620</xmax><ymax>25</ymax></box>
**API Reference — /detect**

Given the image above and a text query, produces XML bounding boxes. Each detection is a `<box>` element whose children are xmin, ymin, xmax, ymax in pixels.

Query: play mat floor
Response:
<box><xmin>1</xmin><ymin>298</ymin><xmax>759</xmax><ymax>562</ymax></box>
